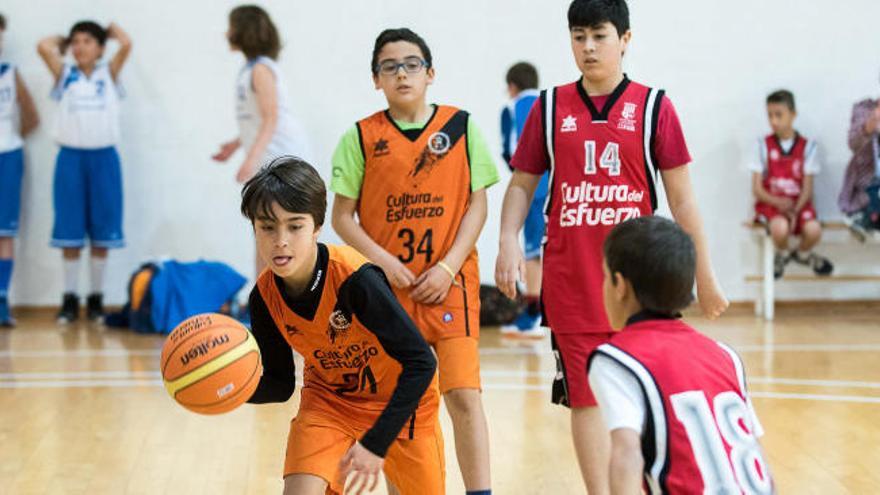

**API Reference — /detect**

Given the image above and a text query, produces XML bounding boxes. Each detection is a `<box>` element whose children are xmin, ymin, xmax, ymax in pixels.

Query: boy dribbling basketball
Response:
<box><xmin>243</xmin><ymin>157</ymin><xmax>444</xmax><ymax>495</ymax></box>
<box><xmin>495</xmin><ymin>1</ymin><xmax>728</xmax><ymax>492</ymax></box>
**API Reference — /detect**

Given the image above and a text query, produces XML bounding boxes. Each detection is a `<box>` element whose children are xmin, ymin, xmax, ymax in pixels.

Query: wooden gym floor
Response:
<box><xmin>1</xmin><ymin>304</ymin><xmax>878</xmax><ymax>494</ymax></box>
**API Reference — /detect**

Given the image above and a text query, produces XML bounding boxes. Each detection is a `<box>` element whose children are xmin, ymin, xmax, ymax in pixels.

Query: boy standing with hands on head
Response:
<box><xmin>37</xmin><ymin>20</ymin><xmax>131</xmax><ymax>324</ymax></box>
<box><xmin>331</xmin><ymin>28</ymin><xmax>498</xmax><ymax>495</ymax></box>
<box><xmin>495</xmin><ymin>1</ymin><xmax>728</xmax><ymax>492</ymax></box>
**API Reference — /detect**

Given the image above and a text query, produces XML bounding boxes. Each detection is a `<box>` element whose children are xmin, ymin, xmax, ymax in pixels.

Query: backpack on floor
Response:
<box><xmin>107</xmin><ymin>259</ymin><xmax>247</xmax><ymax>334</ymax></box>
<box><xmin>479</xmin><ymin>284</ymin><xmax>521</xmax><ymax>326</ymax></box>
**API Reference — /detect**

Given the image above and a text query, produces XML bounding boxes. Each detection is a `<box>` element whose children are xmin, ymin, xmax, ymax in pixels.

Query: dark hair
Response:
<box><xmin>241</xmin><ymin>156</ymin><xmax>327</xmax><ymax>227</ymax></box>
<box><xmin>506</xmin><ymin>62</ymin><xmax>539</xmax><ymax>91</ymax></box>
<box><xmin>68</xmin><ymin>21</ymin><xmax>107</xmax><ymax>46</ymax></box>
<box><xmin>0</xmin><ymin>14</ymin><xmax>6</xmax><ymax>31</ymax></box>
<box><xmin>767</xmin><ymin>89</ymin><xmax>796</xmax><ymax>112</ymax></box>
<box><xmin>604</xmin><ymin>216</ymin><xmax>696</xmax><ymax>314</ymax></box>
<box><xmin>228</xmin><ymin>5</ymin><xmax>281</xmax><ymax>60</ymax></box>
<box><xmin>568</xmin><ymin>0</ymin><xmax>630</xmax><ymax>36</ymax></box>
<box><xmin>371</xmin><ymin>28</ymin><xmax>432</xmax><ymax>75</ymax></box>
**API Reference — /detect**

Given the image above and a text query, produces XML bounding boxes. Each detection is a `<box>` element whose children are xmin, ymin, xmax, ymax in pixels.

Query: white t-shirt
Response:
<box><xmin>589</xmin><ymin>347</ymin><xmax>764</xmax><ymax>437</ymax></box>
<box><xmin>748</xmin><ymin>135</ymin><xmax>820</xmax><ymax>175</ymax></box>
<box><xmin>0</xmin><ymin>61</ymin><xmax>23</xmax><ymax>153</ymax></box>
<box><xmin>51</xmin><ymin>62</ymin><xmax>122</xmax><ymax>149</ymax></box>
<box><xmin>235</xmin><ymin>56</ymin><xmax>312</xmax><ymax>164</ymax></box>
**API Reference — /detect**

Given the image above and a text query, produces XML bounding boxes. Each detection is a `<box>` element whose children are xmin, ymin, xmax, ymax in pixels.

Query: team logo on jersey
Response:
<box><xmin>792</xmin><ymin>159</ymin><xmax>803</xmax><ymax>178</ymax></box>
<box><xmin>769</xmin><ymin>149</ymin><xmax>781</xmax><ymax>161</ymax></box>
<box><xmin>328</xmin><ymin>309</ymin><xmax>352</xmax><ymax>344</ymax></box>
<box><xmin>373</xmin><ymin>138</ymin><xmax>390</xmax><ymax>157</ymax></box>
<box><xmin>617</xmin><ymin>103</ymin><xmax>638</xmax><ymax>132</ymax></box>
<box><xmin>443</xmin><ymin>312</ymin><xmax>454</xmax><ymax>324</ymax></box>
<box><xmin>428</xmin><ymin>132</ymin><xmax>451</xmax><ymax>155</ymax></box>
<box><xmin>561</xmin><ymin>115</ymin><xmax>578</xmax><ymax>133</ymax></box>
<box><xmin>285</xmin><ymin>324</ymin><xmax>303</xmax><ymax>337</ymax></box>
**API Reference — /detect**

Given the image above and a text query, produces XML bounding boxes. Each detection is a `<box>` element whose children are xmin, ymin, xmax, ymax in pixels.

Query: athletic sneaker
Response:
<box><xmin>791</xmin><ymin>251</ymin><xmax>834</xmax><ymax>276</ymax></box>
<box><xmin>844</xmin><ymin>212</ymin><xmax>869</xmax><ymax>243</ymax></box>
<box><xmin>57</xmin><ymin>293</ymin><xmax>80</xmax><ymax>324</ymax></box>
<box><xmin>500</xmin><ymin>310</ymin><xmax>545</xmax><ymax>338</ymax></box>
<box><xmin>773</xmin><ymin>252</ymin><xmax>789</xmax><ymax>280</ymax></box>
<box><xmin>86</xmin><ymin>293</ymin><xmax>105</xmax><ymax>322</ymax></box>
<box><xmin>0</xmin><ymin>296</ymin><xmax>14</xmax><ymax>327</ymax></box>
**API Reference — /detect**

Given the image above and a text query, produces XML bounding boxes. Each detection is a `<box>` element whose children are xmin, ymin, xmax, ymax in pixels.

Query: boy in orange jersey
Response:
<box><xmin>331</xmin><ymin>28</ymin><xmax>498</xmax><ymax>495</ymax></box>
<box><xmin>244</xmin><ymin>157</ymin><xmax>443</xmax><ymax>495</ymax></box>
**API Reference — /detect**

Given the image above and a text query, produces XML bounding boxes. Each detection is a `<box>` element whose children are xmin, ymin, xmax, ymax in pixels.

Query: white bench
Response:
<box><xmin>745</xmin><ymin>221</ymin><xmax>880</xmax><ymax>320</ymax></box>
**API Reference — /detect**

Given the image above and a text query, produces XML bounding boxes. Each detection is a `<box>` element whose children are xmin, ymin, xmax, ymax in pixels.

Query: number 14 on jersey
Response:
<box><xmin>584</xmin><ymin>140</ymin><xmax>622</xmax><ymax>177</ymax></box>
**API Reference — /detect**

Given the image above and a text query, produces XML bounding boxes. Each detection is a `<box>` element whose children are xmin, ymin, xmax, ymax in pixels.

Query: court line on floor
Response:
<box><xmin>4</xmin><ymin>342</ymin><xmax>880</xmax><ymax>359</ymax></box>
<box><xmin>481</xmin><ymin>370</ymin><xmax>880</xmax><ymax>389</ymax></box>
<box><xmin>478</xmin><ymin>384</ymin><xmax>880</xmax><ymax>403</ymax></box>
<box><xmin>0</xmin><ymin>379</ymin><xmax>165</xmax><ymax>388</ymax></box>
<box><xmin>3</xmin><ymin>376</ymin><xmax>880</xmax><ymax>404</ymax></box>
<box><xmin>0</xmin><ymin>370</ymin><xmax>161</xmax><ymax>380</ymax></box>
<box><xmin>5</xmin><ymin>369</ymin><xmax>880</xmax><ymax>391</ymax></box>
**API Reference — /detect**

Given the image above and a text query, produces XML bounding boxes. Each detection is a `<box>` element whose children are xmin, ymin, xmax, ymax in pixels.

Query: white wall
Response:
<box><xmin>3</xmin><ymin>0</ymin><xmax>880</xmax><ymax>306</ymax></box>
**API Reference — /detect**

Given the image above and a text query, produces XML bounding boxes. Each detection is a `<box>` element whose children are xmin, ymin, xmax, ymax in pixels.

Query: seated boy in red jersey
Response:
<box><xmin>751</xmin><ymin>90</ymin><xmax>833</xmax><ymax>279</ymax></box>
<box><xmin>589</xmin><ymin>216</ymin><xmax>774</xmax><ymax>495</ymax></box>
<box><xmin>495</xmin><ymin>0</ymin><xmax>728</xmax><ymax>492</ymax></box>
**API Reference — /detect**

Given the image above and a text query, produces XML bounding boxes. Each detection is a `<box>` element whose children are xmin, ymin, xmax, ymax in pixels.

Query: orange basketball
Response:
<box><xmin>161</xmin><ymin>313</ymin><xmax>262</xmax><ymax>415</ymax></box>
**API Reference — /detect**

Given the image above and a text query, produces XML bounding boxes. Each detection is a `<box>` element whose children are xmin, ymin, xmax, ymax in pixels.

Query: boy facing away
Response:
<box><xmin>243</xmin><ymin>157</ymin><xmax>444</xmax><ymax>495</ymax></box>
<box><xmin>0</xmin><ymin>13</ymin><xmax>40</xmax><ymax>326</ymax></box>
<box><xmin>495</xmin><ymin>1</ymin><xmax>728</xmax><ymax>492</ymax></box>
<box><xmin>37</xmin><ymin>20</ymin><xmax>132</xmax><ymax>323</ymax></box>
<box><xmin>751</xmin><ymin>90</ymin><xmax>833</xmax><ymax>279</ymax></box>
<box><xmin>331</xmin><ymin>28</ymin><xmax>498</xmax><ymax>495</ymax></box>
<box><xmin>589</xmin><ymin>216</ymin><xmax>773</xmax><ymax>494</ymax></box>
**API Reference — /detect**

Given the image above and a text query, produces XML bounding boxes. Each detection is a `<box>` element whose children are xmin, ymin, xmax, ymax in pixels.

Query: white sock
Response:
<box><xmin>63</xmin><ymin>259</ymin><xmax>80</xmax><ymax>294</ymax></box>
<box><xmin>90</xmin><ymin>257</ymin><xmax>107</xmax><ymax>295</ymax></box>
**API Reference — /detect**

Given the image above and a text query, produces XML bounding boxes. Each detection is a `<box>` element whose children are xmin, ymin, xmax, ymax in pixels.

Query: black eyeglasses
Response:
<box><xmin>375</xmin><ymin>57</ymin><xmax>428</xmax><ymax>76</ymax></box>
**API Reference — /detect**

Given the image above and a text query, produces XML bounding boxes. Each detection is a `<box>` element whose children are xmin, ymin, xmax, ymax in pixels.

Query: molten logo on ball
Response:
<box><xmin>180</xmin><ymin>333</ymin><xmax>231</xmax><ymax>366</ymax></box>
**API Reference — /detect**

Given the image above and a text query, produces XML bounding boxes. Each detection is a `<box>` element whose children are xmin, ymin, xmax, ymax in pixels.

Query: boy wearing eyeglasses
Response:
<box><xmin>331</xmin><ymin>28</ymin><xmax>499</xmax><ymax>495</ymax></box>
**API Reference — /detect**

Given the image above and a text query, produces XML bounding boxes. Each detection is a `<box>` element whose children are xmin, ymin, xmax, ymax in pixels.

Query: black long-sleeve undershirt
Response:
<box><xmin>339</xmin><ymin>266</ymin><xmax>437</xmax><ymax>456</ymax></box>
<box><xmin>246</xmin><ymin>244</ymin><xmax>436</xmax><ymax>457</ymax></box>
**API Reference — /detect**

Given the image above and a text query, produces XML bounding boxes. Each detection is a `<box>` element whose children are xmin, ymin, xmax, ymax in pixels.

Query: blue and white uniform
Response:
<box><xmin>236</xmin><ymin>56</ymin><xmax>311</xmax><ymax>165</ymax></box>
<box><xmin>0</xmin><ymin>61</ymin><xmax>24</xmax><ymax>238</ymax></box>
<box><xmin>50</xmin><ymin>62</ymin><xmax>124</xmax><ymax>248</ymax></box>
<box><xmin>500</xmin><ymin>89</ymin><xmax>546</xmax><ymax>260</ymax></box>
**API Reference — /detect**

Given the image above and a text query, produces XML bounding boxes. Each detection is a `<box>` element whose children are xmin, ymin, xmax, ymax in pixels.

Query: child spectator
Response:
<box><xmin>37</xmin><ymin>21</ymin><xmax>132</xmax><ymax>323</ymax></box>
<box><xmin>751</xmin><ymin>90</ymin><xmax>833</xmax><ymax>278</ymax></box>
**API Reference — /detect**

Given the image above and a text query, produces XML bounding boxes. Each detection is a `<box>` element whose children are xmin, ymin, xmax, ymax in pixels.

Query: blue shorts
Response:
<box><xmin>523</xmin><ymin>172</ymin><xmax>549</xmax><ymax>260</ymax></box>
<box><xmin>51</xmin><ymin>146</ymin><xmax>125</xmax><ymax>249</ymax></box>
<box><xmin>0</xmin><ymin>148</ymin><xmax>24</xmax><ymax>238</ymax></box>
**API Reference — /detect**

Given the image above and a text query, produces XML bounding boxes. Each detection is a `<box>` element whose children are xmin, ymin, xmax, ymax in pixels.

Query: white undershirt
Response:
<box><xmin>589</xmin><ymin>353</ymin><xmax>764</xmax><ymax>437</ymax></box>
<box><xmin>748</xmin><ymin>136</ymin><xmax>820</xmax><ymax>175</ymax></box>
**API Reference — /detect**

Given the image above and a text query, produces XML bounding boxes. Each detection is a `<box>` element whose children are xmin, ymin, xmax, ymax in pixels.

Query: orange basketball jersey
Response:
<box><xmin>356</xmin><ymin>106</ymin><xmax>478</xmax><ymax>280</ymax></box>
<box><xmin>256</xmin><ymin>245</ymin><xmax>439</xmax><ymax>437</ymax></box>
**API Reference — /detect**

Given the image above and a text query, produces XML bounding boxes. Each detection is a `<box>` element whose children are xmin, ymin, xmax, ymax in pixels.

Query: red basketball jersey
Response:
<box><xmin>592</xmin><ymin>319</ymin><xmax>774</xmax><ymax>494</ymax></box>
<box><xmin>542</xmin><ymin>77</ymin><xmax>663</xmax><ymax>333</ymax></box>
<box><xmin>761</xmin><ymin>133</ymin><xmax>810</xmax><ymax>198</ymax></box>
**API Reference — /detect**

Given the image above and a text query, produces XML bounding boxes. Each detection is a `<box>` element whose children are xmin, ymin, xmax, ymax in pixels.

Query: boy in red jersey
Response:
<box><xmin>495</xmin><ymin>0</ymin><xmax>728</xmax><ymax>492</ymax></box>
<box><xmin>589</xmin><ymin>216</ymin><xmax>773</xmax><ymax>494</ymax></box>
<box><xmin>751</xmin><ymin>90</ymin><xmax>833</xmax><ymax>279</ymax></box>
